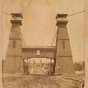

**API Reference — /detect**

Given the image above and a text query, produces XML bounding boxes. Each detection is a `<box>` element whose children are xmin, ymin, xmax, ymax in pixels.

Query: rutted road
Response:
<box><xmin>2</xmin><ymin>73</ymin><xmax>84</xmax><ymax>88</ymax></box>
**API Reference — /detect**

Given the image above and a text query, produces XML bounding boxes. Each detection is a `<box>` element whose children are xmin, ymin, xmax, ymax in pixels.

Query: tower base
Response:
<box><xmin>54</xmin><ymin>57</ymin><xmax>75</xmax><ymax>74</ymax></box>
<box><xmin>3</xmin><ymin>57</ymin><xmax>24</xmax><ymax>73</ymax></box>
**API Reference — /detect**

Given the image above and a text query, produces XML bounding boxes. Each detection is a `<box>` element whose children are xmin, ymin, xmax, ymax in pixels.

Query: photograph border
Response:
<box><xmin>0</xmin><ymin>0</ymin><xmax>88</xmax><ymax>88</ymax></box>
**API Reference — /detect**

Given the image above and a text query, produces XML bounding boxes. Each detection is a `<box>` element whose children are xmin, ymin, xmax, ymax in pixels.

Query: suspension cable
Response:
<box><xmin>2</xmin><ymin>12</ymin><xmax>11</xmax><ymax>16</ymax></box>
<box><xmin>67</xmin><ymin>11</ymin><xmax>85</xmax><ymax>17</ymax></box>
<box><xmin>43</xmin><ymin>10</ymin><xmax>85</xmax><ymax>57</ymax></box>
<box><xmin>20</xmin><ymin>29</ymin><xmax>26</xmax><ymax>46</ymax></box>
<box><xmin>43</xmin><ymin>26</ymin><xmax>57</xmax><ymax>58</ymax></box>
<box><xmin>3</xmin><ymin>10</ymin><xmax>85</xmax><ymax>54</ymax></box>
<box><xmin>3</xmin><ymin>10</ymin><xmax>85</xmax><ymax>17</ymax></box>
<box><xmin>51</xmin><ymin>29</ymin><xmax>57</xmax><ymax>46</ymax></box>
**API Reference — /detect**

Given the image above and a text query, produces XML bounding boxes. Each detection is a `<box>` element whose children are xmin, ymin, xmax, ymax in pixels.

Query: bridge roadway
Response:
<box><xmin>2</xmin><ymin>73</ymin><xmax>84</xmax><ymax>88</ymax></box>
<box><xmin>29</xmin><ymin>67</ymin><xmax>48</xmax><ymax>75</ymax></box>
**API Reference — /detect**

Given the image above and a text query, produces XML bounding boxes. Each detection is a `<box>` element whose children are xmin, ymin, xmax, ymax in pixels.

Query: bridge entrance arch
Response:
<box><xmin>23</xmin><ymin>57</ymin><xmax>54</xmax><ymax>75</ymax></box>
<box><xmin>22</xmin><ymin>46</ymin><xmax>56</xmax><ymax>75</ymax></box>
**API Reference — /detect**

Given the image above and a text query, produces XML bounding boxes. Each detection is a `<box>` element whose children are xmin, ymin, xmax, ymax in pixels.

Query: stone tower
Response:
<box><xmin>3</xmin><ymin>13</ymin><xmax>23</xmax><ymax>73</ymax></box>
<box><xmin>55</xmin><ymin>14</ymin><xmax>75</xmax><ymax>74</ymax></box>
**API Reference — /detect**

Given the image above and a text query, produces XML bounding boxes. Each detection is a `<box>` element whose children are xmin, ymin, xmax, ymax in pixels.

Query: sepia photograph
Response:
<box><xmin>2</xmin><ymin>0</ymin><xmax>85</xmax><ymax>88</ymax></box>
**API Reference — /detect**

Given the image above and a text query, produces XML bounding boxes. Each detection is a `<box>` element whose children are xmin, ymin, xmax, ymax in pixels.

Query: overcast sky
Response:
<box><xmin>3</xmin><ymin>0</ymin><xmax>84</xmax><ymax>62</ymax></box>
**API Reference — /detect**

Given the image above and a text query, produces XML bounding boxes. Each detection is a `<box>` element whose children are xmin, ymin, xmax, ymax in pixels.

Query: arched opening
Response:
<box><xmin>23</xmin><ymin>58</ymin><xmax>54</xmax><ymax>75</ymax></box>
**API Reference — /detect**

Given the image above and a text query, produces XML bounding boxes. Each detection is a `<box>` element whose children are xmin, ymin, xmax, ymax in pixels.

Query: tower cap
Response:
<box><xmin>56</xmin><ymin>14</ymin><xmax>68</xmax><ymax>19</ymax></box>
<box><xmin>11</xmin><ymin>13</ymin><xmax>23</xmax><ymax>18</ymax></box>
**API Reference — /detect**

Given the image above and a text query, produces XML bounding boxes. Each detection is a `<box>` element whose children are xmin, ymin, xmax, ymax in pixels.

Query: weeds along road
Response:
<box><xmin>2</xmin><ymin>73</ymin><xmax>84</xmax><ymax>88</ymax></box>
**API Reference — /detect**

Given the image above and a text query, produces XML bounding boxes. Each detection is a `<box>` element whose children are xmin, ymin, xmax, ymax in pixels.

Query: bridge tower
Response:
<box><xmin>55</xmin><ymin>14</ymin><xmax>75</xmax><ymax>74</ymax></box>
<box><xmin>3</xmin><ymin>13</ymin><xmax>23</xmax><ymax>73</ymax></box>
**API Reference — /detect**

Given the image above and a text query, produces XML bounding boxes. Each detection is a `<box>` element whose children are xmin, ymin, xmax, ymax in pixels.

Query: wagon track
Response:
<box><xmin>2</xmin><ymin>73</ymin><xmax>84</xmax><ymax>88</ymax></box>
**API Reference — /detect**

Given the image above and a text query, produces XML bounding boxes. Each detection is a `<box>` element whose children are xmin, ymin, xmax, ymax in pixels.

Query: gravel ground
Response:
<box><xmin>2</xmin><ymin>73</ymin><xmax>84</xmax><ymax>88</ymax></box>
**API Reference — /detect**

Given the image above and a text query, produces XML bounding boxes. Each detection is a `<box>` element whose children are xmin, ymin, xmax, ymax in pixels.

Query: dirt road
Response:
<box><xmin>2</xmin><ymin>73</ymin><xmax>84</xmax><ymax>88</ymax></box>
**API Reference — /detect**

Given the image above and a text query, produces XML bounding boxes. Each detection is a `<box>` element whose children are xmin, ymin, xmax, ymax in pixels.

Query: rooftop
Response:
<box><xmin>56</xmin><ymin>14</ymin><xmax>68</xmax><ymax>18</ymax></box>
<box><xmin>11</xmin><ymin>13</ymin><xmax>23</xmax><ymax>18</ymax></box>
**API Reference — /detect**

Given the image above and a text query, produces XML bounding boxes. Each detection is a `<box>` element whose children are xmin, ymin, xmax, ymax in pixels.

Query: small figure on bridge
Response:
<box><xmin>48</xmin><ymin>66</ymin><xmax>53</xmax><ymax>75</ymax></box>
<box><xmin>57</xmin><ymin>66</ymin><xmax>60</xmax><ymax>70</ymax></box>
<box><xmin>25</xmin><ymin>70</ymin><xmax>30</xmax><ymax>75</ymax></box>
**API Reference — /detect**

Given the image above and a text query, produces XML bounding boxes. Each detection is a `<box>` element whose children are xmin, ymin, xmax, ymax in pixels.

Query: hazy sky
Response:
<box><xmin>3</xmin><ymin>0</ymin><xmax>84</xmax><ymax>62</ymax></box>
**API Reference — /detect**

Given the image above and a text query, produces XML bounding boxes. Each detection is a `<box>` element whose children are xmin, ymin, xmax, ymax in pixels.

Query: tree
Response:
<box><xmin>74</xmin><ymin>61</ymin><xmax>85</xmax><ymax>71</ymax></box>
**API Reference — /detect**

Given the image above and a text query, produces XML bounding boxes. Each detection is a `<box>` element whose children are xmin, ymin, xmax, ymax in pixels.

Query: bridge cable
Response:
<box><xmin>67</xmin><ymin>11</ymin><xmax>85</xmax><ymax>17</ymax></box>
<box><xmin>51</xmin><ymin>28</ymin><xmax>57</xmax><ymax>46</ymax></box>
<box><xmin>2</xmin><ymin>10</ymin><xmax>85</xmax><ymax>47</ymax></box>
<box><xmin>43</xmin><ymin>11</ymin><xmax>85</xmax><ymax>58</ymax></box>
<box><xmin>44</xmin><ymin>25</ymin><xmax>57</xmax><ymax>57</ymax></box>
<box><xmin>2</xmin><ymin>12</ymin><xmax>11</xmax><ymax>16</ymax></box>
<box><xmin>20</xmin><ymin>29</ymin><xmax>26</xmax><ymax>46</ymax></box>
<box><xmin>2</xmin><ymin>10</ymin><xmax>85</xmax><ymax>17</ymax></box>
<box><xmin>42</xmin><ymin>25</ymin><xmax>57</xmax><ymax>70</ymax></box>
